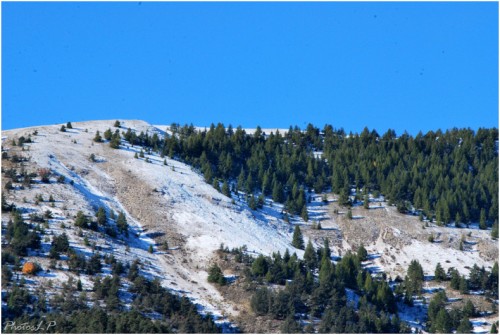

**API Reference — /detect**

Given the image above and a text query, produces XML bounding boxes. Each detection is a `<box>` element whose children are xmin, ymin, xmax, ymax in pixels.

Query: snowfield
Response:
<box><xmin>2</xmin><ymin>120</ymin><xmax>299</xmax><ymax>325</ymax></box>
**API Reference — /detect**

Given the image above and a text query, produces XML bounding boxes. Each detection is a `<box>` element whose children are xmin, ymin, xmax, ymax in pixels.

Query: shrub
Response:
<box><xmin>22</xmin><ymin>262</ymin><xmax>39</xmax><ymax>275</ymax></box>
<box><xmin>38</xmin><ymin>168</ymin><xmax>51</xmax><ymax>183</ymax></box>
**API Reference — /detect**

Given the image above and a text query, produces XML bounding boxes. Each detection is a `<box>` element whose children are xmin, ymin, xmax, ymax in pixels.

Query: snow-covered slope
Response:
<box><xmin>2</xmin><ymin>120</ymin><xmax>298</xmax><ymax>324</ymax></box>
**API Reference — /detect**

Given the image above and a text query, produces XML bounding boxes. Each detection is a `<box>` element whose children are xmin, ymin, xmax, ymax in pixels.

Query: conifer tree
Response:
<box><xmin>357</xmin><ymin>244</ymin><xmax>368</xmax><ymax>262</ymax></box>
<box><xmin>434</xmin><ymin>263</ymin><xmax>446</xmax><ymax>282</ymax></box>
<box><xmin>490</xmin><ymin>322</ymin><xmax>498</xmax><ymax>334</ymax></box>
<box><xmin>66</xmin><ymin>122</ymin><xmax>73</xmax><ymax>129</ymax></box>
<box><xmin>116</xmin><ymin>211</ymin><xmax>128</xmax><ymax>237</ymax></box>
<box><xmin>301</xmin><ymin>205</ymin><xmax>309</xmax><ymax>222</ymax></box>
<box><xmin>479</xmin><ymin>208</ymin><xmax>487</xmax><ymax>230</ymax></box>
<box><xmin>93</xmin><ymin>131</ymin><xmax>103</xmax><ymax>143</ymax></box>
<box><xmin>272</xmin><ymin>181</ymin><xmax>284</xmax><ymax>203</ymax></box>
<box><xmin>363</xmin><ymin>194</ymin><xmax>370</xmax><ymax>209</ymax></box>
<box><xmin>221</xmin><ymin>180</ymin><xmax>230</xmax><ymax>197</ymax></box>
<box><xmin>491</xmin><ymin>220</ymin><xmax>498</xmax><ymax>239</ymax></box>
<box><xmin>304</xmin><ymin>240</ymin><xmax>317</xmax><ymax>270</ymax></box>
<box><xmin>207</xmin><ymin>263</ymin><xmax>226</xmax><ymax>285</ymax></box>
<box><xmin>291</xmin><ymin>225</ymin><xmax>304</xmax><ymax>250</ymax></box>
<box><xmin>96</xmin><ymin>207</ymin><xmax>107</xmax><ymax>226</ymax></box>
<box><xmin>104</xmin><ymin>128</ymin><xmax>113</xmax><ymax>141</ymax></box>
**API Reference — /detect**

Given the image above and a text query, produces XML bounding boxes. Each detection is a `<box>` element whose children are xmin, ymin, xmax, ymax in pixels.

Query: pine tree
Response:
<box><xmin>292</xmin><ymin>226</ymin><xmax>304</xmax><ymax>250</ymax></box>
<box><xmin>104</xmin><ymin>128</ymin><xmax>113</xmax><ymax>141</ymax></box>
<box><xmin>207</xmin><ymin>263</ymin><xmax>226</xmax><ymax>285</ymax></box>
<box><xmin>251</xmin><ymin>254</ymin><xmax>268</xmax><ymax>277</ymax></box>
<box><xmin>357</xmin><ymin>244</ymin><xmax>368</xmax><ymax>262</ymax></box>
<box><xmin>116</xmin><ymin>211</ymin><xmax>128</xmax><ymax>237</ymax></box>
<box><xmin>405</xmin><ymin>259</ymin><xmax>424</xmax><ymax>296</ymax></box>
<box><xmin>96</xmin><ymin>207</ymin><xmax>107</xmax><ymax>226</ymax></box>
<box><xmin>479</xmin><ymin>208</ymin><xmax>487</xmax><ymax>230</ymax></box>
<box><xmin>93</xmin><ymin>131</ymin><xmax>103</xmax><ymax>143</ymax></box>
<box><xmin>491</xmin><ymin>220</ymin><xmax>498</xmax><ymax>239</ymax></box>
<box><xmin>346</xmin><ymin>208</ymin><xmax>353</xmax><ymax>220</ymax></box>
<box><xmin>363</xmin><ymin>194</ymin><xmax>370</xmax><ymax>209</ymax></box>
<box><xmin>304</xmin><ymin>240</ymin><xmax>317</xmax><ymax>270</ymax></box>
<box><xmin>280</xmin><ymin>315</ymin><xmax>303</xmax><ymax>333</ymax></box>
<box><xmin>490</xmin><ymin>322</ymin><xmax>498</xmax><ymax>333</ymax></box>
<box><xmin>322</xmin><ymin>238</ymin><xmax>331</xmax><ymax>261</ymax></box>
<box><xmin>301</xmin><ymin>205</ymin><xmax>309</xmax><ymax>222</ymax></box>
<box><xmin>66</xmin><ymin>122</ymin><xmax>73</xmax><ymax>129</ymax></box>
<box><xmin>222</xmin><ymin>180</ymin><xmax>230</xmax><ymax>197</ymax></box>
<box><xmin>272</xmin><ymin>181</ymin><xmax>284</xmax><ymax>203</ymax></box>
<box><xmin>60</xmin><ymin>125</ymin><xmax>66</xmax><ymax>132</ymax></box>
<box><xmin>148</xmin><ymin>244</ymin><xmax>154</xmax><ymax>253</ymax></box>
<box><xmin>434</xmin><ymin>263</ymin><xmax>446</xmax><ymax>282</ymax></box>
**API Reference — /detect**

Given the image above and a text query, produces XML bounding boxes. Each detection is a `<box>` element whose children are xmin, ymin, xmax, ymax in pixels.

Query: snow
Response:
<box><xmin>2</xmin><ymin>120</ymin><xmax>298</xmax><ymax>328</ymax></box>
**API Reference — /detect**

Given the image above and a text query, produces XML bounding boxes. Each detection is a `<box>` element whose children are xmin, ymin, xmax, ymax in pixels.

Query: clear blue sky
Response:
<box><xmin>3</xmin><ymin>2</ymin><xmax>498</xmax><ymax>134</ymax></box>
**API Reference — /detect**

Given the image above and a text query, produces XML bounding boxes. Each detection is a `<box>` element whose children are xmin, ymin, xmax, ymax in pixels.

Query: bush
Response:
<box><xmin>207</xmin><ymin>263</ymin><xmax>226</xmax><ymax>285</ymax></box>
<box><xmin>22</xmin><ymin>262</ymin><xmax>39</xmax><ymax>275</ymax></box>
<box><xmin>38</xmin><ymin>168</ymin><xmax>51</xmax><ymax>183</ymax></box>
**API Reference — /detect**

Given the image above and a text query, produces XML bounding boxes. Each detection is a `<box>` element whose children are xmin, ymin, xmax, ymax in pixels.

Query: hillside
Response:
<box><xmin>1</xmin><ymin>120</ymin><xmax>498</xmax><ymax>333</ymax></box>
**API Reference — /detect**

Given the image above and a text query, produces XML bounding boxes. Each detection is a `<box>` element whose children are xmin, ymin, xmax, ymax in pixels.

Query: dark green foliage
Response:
<box><xmin>363</xmin><ymin>194</ymin><xmax>370</xmax><ymax>209</ymax></box>
<box><xmin>434</xmin><ymin>263</ymin><xmax>447</xmax><ymax>282</ymax></box>
<box><xmin>66</xmin><ymin>122</ymin><xmax>73</xmax><ymax>129</ymax></box>
<box><xmin>403</xmin><ymin>260</ymin><xmax>424</xmax><ymax>298</ymax></box>
<box><xmin>346</xmin><ymin>208</ymin><xmax>353</xmax><ymax>220</ymax></box>
<box><xmin>60</xmin><ymin>125</ymin><xmax>66</xmax><ymax>132</ymax></box>
<box><xmin>5</xmin><ymin>285</ymin><xmax>32</xmax><ymax>317</ymax></box>
<box><xmin>463</xmin><ymin>300</ymin><xmax>476</xmax><ymax>318</ymax></box>
<box><xmin>222</xmin><ymin>180</ymin><xmax>231</xmax><ymax>197</ymax></box>
<box><xmin>68</xmin><ymin>251</ymin><xmax>87</xmax><ymax>273</ymax></box>
<box><xmin>86</xmin><ymin>253</ymin><xmax>102</xmax><ymax>275</ymax></box>
<box><xmin>5</xmin><ymin>211</ymin><xmax>40</xmax><ymax>256</ymax></box>
<box><xmin>457</xmin><ymin>317</ymin><xmax>473</xmax><ymax>333</ymax></box>
<box><xmin>96</xmin><ymin>206</ymin><xmax>107</xmax><ymax>226</ymax></box>
<box><xmin>242</xmin><ymin>243</ymin><xmax>401</xmax><ymax>333</ymax></box>
<box><xmin>74</xmin><ymin>210</ymin><xmax>89</xmax><ymax>228</ymax></box>
<box><xmin>148</xmin><ymin>244</ymin><xmax>154</xmax><ymax>253</ymax></box>
<box><xmin>431</xmin><ymin>308</ymin><xmax>453</xmax><ymax>333</ymax></box>
<box><xmin>114</xmin><ymin>120</ymin><xmax>121</xmax><ymax>127</ymax></box>
<box><xmin>491</xmin><ymin>322</ymin><xmax>498</xmax><ymax>333</ymax></box>
<box><xmin>292</xmin><ymin>225</ymin><xmax>304</xmax><ymax>250</ymax></box>
<box><xmin>251</xmin><ymin>254</ymin><xmax>269</xmax><ymax>277</ymax></box>
<box><xmin>357</xmin><ymin>244</ymin><xmax>368</xmax><ymax>262</ymax></box>
<box><xmin>428</xmin><ymin>290</ymin><xmax>448</xmax><ymax>328</ymax></box>
<box><xmin>301</xmin><ymin>205</ymin><xmax>309</xmax><ymax>222</ymax></box>
<box><xmin>480</xmin><ymin>208</ymin><xmax>487</xmax><ymax>230</ymax></box>
<box><xmin>116</xmin><ymin>211</ymin><xmax>128</xmax><ymax>236</ymax></box>
<box><xmin>109</xmin><ymin>130</ymin><xmax>121</xmax><ymax>149</ymax></box>
<box><xmin>207</xmin><ymin>263</ymin><xmax>226</xmax><ymax>285</ymax></box>
<box><xmin>303</xmin><ymin>240</ymin><xmax>317</xmax><ymax>270</ymax></box>
<box><xmin>251</xmin><ymin>287</ymin><xmax>271</xmax><ymax>316</ymax></box>
<box><xmin>93</xmin><ymin>131</ymin><xmax>103</xmax><ymax>142</ymax></box>
<box><xmin>492</xmin><ymin>220</ymin><xmax>499</xmax><ymax>239</ymax></box>
<box><xmin>280</xmin><ymin>315</ymin><xmax>303</xmax><ymax>333</ymax></box>
<box><xmin>138</xmin><ymin>124</ymin><xmax>497</xmax><ymax>224</ymax></box>
<box><xmin>104</xmin><ymin>128</ymin><xmax>113</xmax><ymax>141</ymax></box>
<box><xmin>51</xmin><ymin>233</ymin><xmax>70</xmax><ymax>253</ymax></box>
<box><xmin>2</xmin><ymin>264</ymin><xmax>13</xmax><ymax>283</ymax></box>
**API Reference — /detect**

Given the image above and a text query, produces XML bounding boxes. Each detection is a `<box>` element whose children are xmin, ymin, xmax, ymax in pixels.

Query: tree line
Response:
<box><xmin>114</xmin><ymin>122</ymin><xmax>497</xmax><ymax>226</ymax></box>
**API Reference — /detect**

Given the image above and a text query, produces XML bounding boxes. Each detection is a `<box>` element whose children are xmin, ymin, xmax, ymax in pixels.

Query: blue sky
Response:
<box><xmin>3</xmin><ymin>2</ymin><xmax>498</xmax><ymax>134</ymax></box>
